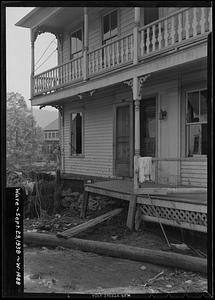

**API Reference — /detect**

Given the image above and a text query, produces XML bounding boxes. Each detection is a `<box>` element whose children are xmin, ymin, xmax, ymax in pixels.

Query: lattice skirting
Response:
<box><xmin>140</xmin><ymin>204</ymin><xmax>207</xmax><ymax>227</ymax></box>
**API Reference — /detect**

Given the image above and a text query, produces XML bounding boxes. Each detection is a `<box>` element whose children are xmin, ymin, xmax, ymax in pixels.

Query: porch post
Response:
<box><xmin>133</xmin><ymin>7</ymin><xmax>140</xmax><ymax>64</ymax></box>
<box><xmin>83</xmin><ymin>7</ymin><xmax>89</xmax><ymax>81</ymax></box>
<box><xmin>133</xmin><ymin>76</ymin><xmax>141</xmax><ymax>189</ymax></box>
<box><xmin>30</xmin><ymin>29</ymin><xmax>35</xmax><ymax>99</ymax></box>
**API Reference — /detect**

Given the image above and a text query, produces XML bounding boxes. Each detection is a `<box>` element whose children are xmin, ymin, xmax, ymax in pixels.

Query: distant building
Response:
<box><xmin>43</xmin><ymin>119</ymin><xmax>59</xmax><ymax>161</ymax></box>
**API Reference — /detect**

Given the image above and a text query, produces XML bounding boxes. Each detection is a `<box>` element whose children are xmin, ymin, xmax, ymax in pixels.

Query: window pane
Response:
<box><xmin>144</xmin><ymin>8</ymin><xmax>159</xmax><ymax>25</ymax></box>
<box><xmin>71</xmin><ymin>29</ymin><xmax>83</xmax><ymax>57</ymax></box>
<box><xmin>200</xmin><ymin>90</ymin><xmax>207</xmax><ymax>122</ymax></box>
<box><xmin>49</xmin><ymin>132</ymin><xmax>51</xmax><ymax>138</ymax></box>
<box><xmin>187</xmin><ymin>124</ymin><xmax>201</xmax><ymax>156</ymax></box>
<box><xmin>103</xmin><ymin>14</ymin><xmax>110</xmax><ymax>34</ymax></box>
<box><xmin>111</xmin><ymin>10</ymin><xmax>117</xmax><ymax>31</ymax></box>
<box><xmin>71</xmin><ymin>112</ymin><xmax>82</xmax><ymax>154</ymax></box>
<box><xmin>71</xmin><ymin>36</ymin><xmax>77</xmax><ymax>54</ymax></box>
<box><xmin>76</xmin><ymin>113</ymin><xmax>82</xmax><ymax>154</ymax></box>
<box><xmin>187</xmin><ymin>91</ymin><xmax>199</xmax><ymax>123</ymax></box>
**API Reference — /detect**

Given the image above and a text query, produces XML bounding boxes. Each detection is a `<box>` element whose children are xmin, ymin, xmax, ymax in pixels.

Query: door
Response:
<box><xmin>140</xmin><ymin>98</ymin><xmax>156</xmax><ymax>157</ymax></box>
<box><xmin>115</xmin><ymin>104</ymin><xmax>131</xmax><ymax>177</ymax></box>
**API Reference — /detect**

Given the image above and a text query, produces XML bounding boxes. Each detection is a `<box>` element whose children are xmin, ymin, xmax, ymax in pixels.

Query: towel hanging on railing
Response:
<box><xmin>139</xmin><ymin>156</ymin><xmax>152</xmax><ymax>183</ymax></box>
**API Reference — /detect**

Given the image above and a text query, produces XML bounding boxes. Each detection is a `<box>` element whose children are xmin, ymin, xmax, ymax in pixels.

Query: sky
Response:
<box><xmin>6</xmin><ymin>7</ymin><xmax>58</xmax><ymax>111</ymax></box>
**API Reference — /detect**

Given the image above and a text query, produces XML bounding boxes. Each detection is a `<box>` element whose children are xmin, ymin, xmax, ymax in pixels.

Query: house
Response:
<box><xmin>42</xmin><ymin>118</ymin><xmax>60</xmax><ymax>161</ymax></box>
<box><xmin>16</xmin><ymin>5</ymin><xmax>211</xmax><ymax>231</ymax></box>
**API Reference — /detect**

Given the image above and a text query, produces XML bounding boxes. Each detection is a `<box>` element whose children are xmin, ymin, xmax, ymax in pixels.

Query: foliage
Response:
<box><xmin>6</xmin><ymin>92</ymin><xmax>44</xmax><ymax>170</ymax></box>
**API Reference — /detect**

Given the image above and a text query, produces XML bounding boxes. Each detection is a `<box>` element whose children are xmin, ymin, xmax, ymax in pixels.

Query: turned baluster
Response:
<box><xmin>208</xmin><ymin>8</ymin><xmax>212</xmax><ymax>31</ymax></box>
<box><xmin>158</xmin><ymin>22</ymin><xmax>162</xmax><ymax>50</ymax></box>
<box><xmin>140</xmin><ymin>30</ymin><xmax>144</xmax><ymax>56</ymax></box>
<box><xmin>192</xmin><ymin>7</ymin><xmax>197</xmax><ymax>37</ymax></box>
<box><xmin>171</xmin><ymin>15</ymin><xmax>176</xmax><ymax>44</ymax></box>
<box><xmin>146</xmin><ymin>27</ymin><xmax>150</xmax><ymax>53</ymax></box>
<box><xmin>178</xmin><ymin>13</ymin><xmax>183</xmax><ymax>42</ymax></box>
<box><xmin>200</xmin><ymin>8</ymin><xmax>206</xmax><ymax>34</ymax></box>
<box><xmin>152</xmin><ymin>24</ymin><xmax>156</xmax><ymax>51</ymax></box>
<box><xmin>164</xmin><ymin>19</ymin><xmax>168</xmax><ymax>47</ymax></box>
<box><xmin>185</xmin><ymin>10</ymin><xmax>190</xmax><ymax>40</ymax></box>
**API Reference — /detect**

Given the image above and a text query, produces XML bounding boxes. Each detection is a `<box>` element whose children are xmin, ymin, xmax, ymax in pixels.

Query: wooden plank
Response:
<box><xmin>57</xmin><ymin>208</ymin><xmax>123</xmax><ymax>239</ymax></box>
<box><xmin>135</xmin><ymin>187</ymin><xmax>207</xmax><ymax>195</ymax></box>
<box><xmin>141</xmin><ymin>215</ymin><xmax>207</xmax><ymax>233</ymax></box>
<box><xmin>80</xmin><ymin>191</ymin><xmax>89</xmax><ymax>219</ymax></box>
<box><xmin>85</xmin><ymin>186</ymin><xmax>131</xmax><ymax>201</ymax></box>
<box><xmin>126</xmin><ymin>195</ymin><xmax>137</xmax><ymax>230</ymax></box>
<box><xmin>24</xmin><ymin>232</ymin><xmax>207</xmax><ymax>274</ymax></box>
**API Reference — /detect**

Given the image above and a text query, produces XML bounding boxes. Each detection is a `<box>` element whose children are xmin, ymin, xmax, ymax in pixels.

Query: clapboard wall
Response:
<box><xmin>180</xmin><ymin>159</ymin><xmax>207</xmax><ymax>187</ymax></box>
<box><xmin>61</xmin><ymin>85</ymin><xmax>132</xmax><ymax>177</ymax></box>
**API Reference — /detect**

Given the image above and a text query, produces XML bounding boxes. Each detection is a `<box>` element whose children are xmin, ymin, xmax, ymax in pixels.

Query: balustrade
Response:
<box><xmin>88</xmin><ymin>33</ymin><xmax>133</xmax><ymax>76</ymax></box>
<box><xmin>139</xmin><ymin>7</ymin><xmax>211</xmax><ymax>57</ymax></box>
<box><xmin>32</xmin><ymin>7</ymin><xmax>211</xmax><ymax>97</ymax></box>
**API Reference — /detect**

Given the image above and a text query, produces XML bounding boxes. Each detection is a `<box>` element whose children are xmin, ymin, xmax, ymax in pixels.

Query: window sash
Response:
<box><xmin>102</xmin><ymin>10</ymin><xmax>118</xmax><ymax>44</ymax></box>
<box><xmin>70</xmin><ymin>112</ymin><xmax>83</xmax><ymax>155</ymax></box>
<box><xmin>70</xmin><ymin>28</ymin><xmax>83</xmax><ymax>59</ymax></box>
<box><xmin>186</xmin><ymin>89</ymin><xmax>207</xmax><ymax>156</ymax></box>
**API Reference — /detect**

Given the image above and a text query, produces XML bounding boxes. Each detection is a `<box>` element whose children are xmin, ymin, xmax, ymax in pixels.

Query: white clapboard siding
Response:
<box><xmin>181</xmin><ymin>159</ymin><xmax>207</xmax><ymax>187</ymax></box>
<box><xmin>63</xmin><ymin>95</ymin><xmax>114</xmax><ymax>177</ymax></box>
<box><xmin>120</xmin><ymin>8</ymin><xmax>134</xmax><ymax>35</ymax></box>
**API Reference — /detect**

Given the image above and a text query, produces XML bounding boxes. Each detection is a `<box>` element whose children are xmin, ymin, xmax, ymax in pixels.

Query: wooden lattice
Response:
<box><xmin>140</xmin><ymin>204</ymin><xmax>207</xmax><ymax>226</ymax></box>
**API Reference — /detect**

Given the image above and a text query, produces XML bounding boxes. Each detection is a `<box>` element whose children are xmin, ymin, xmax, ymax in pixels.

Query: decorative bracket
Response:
<box><xmin>52</xmin><ymin>105</ymin><xmax>63</xmax><ymax>116</ymax></box>
<box><xmin>89</xmin><ymin>89</ymin><xmax>95</xmax><ymax>96</ymax></box>
<box><xmin>123</xmin><ymin>74</ymin><xmax>151</xmax><ymax>97</ymax></box>
<box><xmin>138</xmin><ymin>74</ymin><xmax>151</xmax><ymax>96</ymax></box>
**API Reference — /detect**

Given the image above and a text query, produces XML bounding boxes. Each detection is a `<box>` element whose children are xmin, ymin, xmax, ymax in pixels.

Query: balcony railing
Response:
<box><xmin>33</xmin><ymin>7</ymin><xmax>211</xmax><ymax>97</ymax></box>
<box><xmin>34</xmin><ymin>56</ymin><xmax>83</xmax><ymax>95</ymax></box>
<box><xmin>139</xmin><ymin>7</ymin><xmax>212</xmax><ymax>57</ymax></box>
<box><xmin>88</xmin><ymin>33</ymin><xmax>133</xmax><ymax>76</ymax></box>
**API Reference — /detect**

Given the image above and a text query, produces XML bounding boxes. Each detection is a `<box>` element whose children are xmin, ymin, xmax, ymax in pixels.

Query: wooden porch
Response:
<box><xmin>82</xmin><ymin>179</ymin><xmax>207</xmax><ymax>233</ymax></box>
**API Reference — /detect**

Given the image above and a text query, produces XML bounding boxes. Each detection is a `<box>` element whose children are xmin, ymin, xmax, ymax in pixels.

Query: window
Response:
<box><xmin>70</xmin><ymin>112</ymin><xmax>83</xmax><ymax>155</ymax></box>
<box><xmin>48</xmin><ymin>132</ymin><xmax>52</xmax><ymax>139</ymax></box>
<box><xmin>102</xmin><ymin>10</ymin><xmax>118</xmax><ymax>44</ymax></box>
<box><xmin>143</xmin><ymin>8</ymin><xmax>159</xmax><ymax>25</ymax></box>
<box><xmin>52</xmin><ymin>132</ymin><xmax>55</xmax><ymax>138</ymax></box>
<box><xmin>56</xmin><ymin>132</ymin><xmax>59</xmax><ymax>138</ymax></box>
<box><xmin>70</xmin><ymin>28</ymin><xmax>83</xmax><ymax>59</ymax></box>
<box><xmin>44</xmin><ymin>133</ymin><xmax>48</xmax><ymax>139</ymax></box>
<box><xmin>186</xmin><ymin>89</ymin><xmax>207</xmax><ymax>156</ymax></box>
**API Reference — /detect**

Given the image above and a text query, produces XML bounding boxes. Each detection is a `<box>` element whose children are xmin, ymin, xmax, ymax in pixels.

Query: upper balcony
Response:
<box><xmin>17</xmin><ymin>7</ymin><xmax>212</xmax><ymax>102</ymax></box>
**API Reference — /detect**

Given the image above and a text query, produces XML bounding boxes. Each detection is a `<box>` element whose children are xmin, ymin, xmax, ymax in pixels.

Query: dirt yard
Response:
<box><xmin>24</xmin><ymin>203</ymin><xmax>208</xmax><ymax>295</ymax></box>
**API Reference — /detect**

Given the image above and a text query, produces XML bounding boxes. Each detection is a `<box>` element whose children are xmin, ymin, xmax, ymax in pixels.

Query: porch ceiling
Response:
<box><xmin>16</xmin><ymin>7</ymin><xmax>105</xmax><ymax>33</ymax></box>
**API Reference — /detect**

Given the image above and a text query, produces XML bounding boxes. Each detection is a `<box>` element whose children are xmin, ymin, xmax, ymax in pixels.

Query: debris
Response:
<box><xmin>140</xmin><ymin>265</ymin><xmax>146</xmax><ymax>271</ymax></box>
<box><xmin>165</xmin><ymin>284</ymin><xmax>172</xmax><ymax>288</ymax></box>
<box><xmin>41</xmin><ymin>246</ymin><xmax>48</xmax><ymax>251</ymax></box>
<box><xmin>27</xmin><ymin>229</ymin><xmax>37</xmax><ymax>233</ymax></box>
<box><xmin>170</xmin><ymin>243</ymin><xmax>190</xmax><ymax>251</ymax></box>
<box><xmin>56</xmin><ymin>208</ymin><xmax>123</xmax><ymax>239</ymax></box>
<box><xmin>55</xmin><ymin>214</ymin><xmax>61</xmax><ymax>218</ymax></box>
<box><xmin>24</xmin><ymin>232</ymin><xmax>207</xmax><ymax>274</ymax></box>
<box><xmin>144</xmin><ymin>271</ymin><xmax>164</xmax><ymax>286</ymax></box>
<box><xmin>30</xmin><ymin>273</ymin><xmax>41</xmax><ymax>280</ymax></box>
<box><xmin>185</xmin><ymin>280</ymin><xmax>192</xmax><ymax>284</ymax></box>
<box><xmin>55</xmin><ymin>246</ymin><xmax>66</xmax><ymax>251</ymax></box>
<box><xmin>111</xmin><ymin>235</ymin><xmax>118</xmax><ymax>240</ymax></box>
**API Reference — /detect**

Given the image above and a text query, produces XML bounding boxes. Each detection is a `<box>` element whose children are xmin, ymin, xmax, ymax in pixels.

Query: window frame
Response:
<box><xmin>70</xmin><ymin>27</ymin><xmax>84</xmax><ymax>60</ymax></box>
<box><xmin>69</xmin><ymin>109</ymin><xmax>84</xmax><ymax>157</ymax></box>
<box><xmin>185</xmin><ymin>88</ymin><xmax>207</xmax><ymax>157</ymax></box>
<box><xmin>102</xmin><ymin>9</ymin><xmax>119</xmax><ymax>45</ymax></box>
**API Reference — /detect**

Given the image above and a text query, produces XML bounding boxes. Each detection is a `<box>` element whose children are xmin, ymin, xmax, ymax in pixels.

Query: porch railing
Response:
<box><xmin>88</xmin><ymin>33</ymin><xmax>133</xmax><ymax>76</ymax></box>
<box><xmin>32</xmin><ymin>7</ymin><xmax>211</xmax><ymax>97</ymax></box>
<box><xmin>139</xmin><ymin>7</ymin><xmax>212</xmax><ymax>57</ymax></box>
<box><xmin>34</xmin><ymin>56</ymin><xmax>83</xmax><ymax>95</ymax></box>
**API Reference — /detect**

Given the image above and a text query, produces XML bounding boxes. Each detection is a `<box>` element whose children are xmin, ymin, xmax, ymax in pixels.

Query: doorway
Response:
<box><xmin>140</xmin><ymin>97</ymin><xmax>157</xmax><ymax>157</ymax></box>
<box><xmin>115</xmin><ymin>104</ymin><xmax>132</xmax><ymax>177</ymax></box>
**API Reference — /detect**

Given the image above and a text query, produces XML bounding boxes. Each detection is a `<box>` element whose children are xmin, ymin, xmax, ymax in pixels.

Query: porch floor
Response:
<box><xmin>85</xmin><ymin>179</ymin><xmax>207</xmax><ymax>205</ymax></box>
<box><xmin>84</xmin><ymin>179</ymin><xmax>207</xmax><ymax>232</ymax></box>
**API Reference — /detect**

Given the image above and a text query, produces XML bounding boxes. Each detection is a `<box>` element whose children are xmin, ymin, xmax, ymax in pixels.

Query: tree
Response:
<box><xmin>6</xmin><ymin>92</ymin><xmax>44</xmax><ymax>169</ymax></box>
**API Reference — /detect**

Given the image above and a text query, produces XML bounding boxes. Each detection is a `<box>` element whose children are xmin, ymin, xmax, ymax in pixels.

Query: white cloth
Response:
<box><xmin>139</xmin><ymin>157</ymin><xmax>152</xmax><ymax>183</ymax></box>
